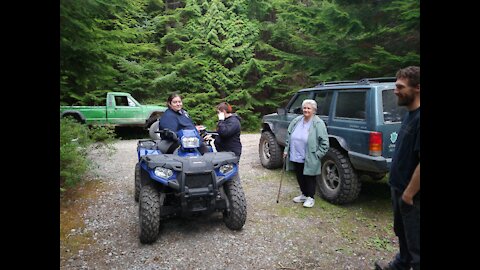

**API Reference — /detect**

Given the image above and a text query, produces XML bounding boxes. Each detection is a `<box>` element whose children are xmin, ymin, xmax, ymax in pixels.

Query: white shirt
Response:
<box><xmin>289</xmin><ymin>117</ymin><xmax>312</xmax><ymax>163</ymax></box>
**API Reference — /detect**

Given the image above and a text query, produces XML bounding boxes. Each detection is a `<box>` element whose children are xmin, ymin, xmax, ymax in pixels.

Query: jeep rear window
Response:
<box><xmin>382</xmin><ymin>89</ymin><xmax>407</xmax><ymax>123</ymax></box>
<box><xmin>334</xmin><ymin>91</ymin><xmax>366</xmax><ymax>120</ymax></box>
<box><xmin>288</xmin><ymin>92</ymin><xmax>311</xmax><ymax>114</ymax></box>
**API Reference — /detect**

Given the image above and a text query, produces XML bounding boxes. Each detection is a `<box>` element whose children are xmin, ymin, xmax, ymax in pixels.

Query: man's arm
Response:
<box><xmin>402</xmin><ymin>163</ymin><xmax>420</xmax><ymax>205</ymax></box>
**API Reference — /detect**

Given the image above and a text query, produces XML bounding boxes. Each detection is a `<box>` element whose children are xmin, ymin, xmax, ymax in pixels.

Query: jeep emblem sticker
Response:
<box><xmin>390</xmin><ymin>132</ymin><xmax>398</xmax><ymax>144</ymax></box>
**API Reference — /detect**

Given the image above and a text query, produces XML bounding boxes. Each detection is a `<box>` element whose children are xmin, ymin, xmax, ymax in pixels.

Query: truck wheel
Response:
<box><xmin>149</xmin><ymin>121</ymin><xmax>160</xmax><ymax>140</ymax></box>
<box><xmin>139</xmin><ymin>185</ymin><xmax>161</xmax><ymax>244</ymax></box>
<box><xmin>134</xmin><ymin>162</ymin><xmax>141</xmax><ymax>202</ymax></box>
<box><xmin>259</xmin><ymin>131</ymin><xmax>283</xmax><ymax>169</ymax></box>
<box><xmin>223</xmin><ymin>174</ymin><xmax>247</xmax><ymax>230</ymax></box>
<box><xmin>318</xmin><ymin>147</ymin><xmax>361</xmax><ymax>205</ymax></box>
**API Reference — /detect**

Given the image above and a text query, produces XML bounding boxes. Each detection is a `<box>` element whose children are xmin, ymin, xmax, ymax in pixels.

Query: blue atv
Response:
<box><xmin>134</xmin><ymin>127</ymin><xmax>247</xmax><ymax>244</ymax></box>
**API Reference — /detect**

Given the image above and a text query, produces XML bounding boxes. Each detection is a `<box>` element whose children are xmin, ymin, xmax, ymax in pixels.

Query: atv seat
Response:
<box><xmin>156</xmin><ymin>139</ymin><xmax>179</xmax><ymax>154</ymax></box>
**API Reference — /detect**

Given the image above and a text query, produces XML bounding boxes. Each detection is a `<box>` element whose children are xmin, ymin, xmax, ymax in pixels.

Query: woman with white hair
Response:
<box><xmin>283</xmin><ymin>99</ymin><xmax>329</xmax><ymax>208</ymax></box>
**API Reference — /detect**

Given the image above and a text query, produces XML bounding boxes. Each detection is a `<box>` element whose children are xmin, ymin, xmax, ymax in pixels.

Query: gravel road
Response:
<box><xmin>60</xmin><ymin>133</ymin><xmax>396</xmax><ymax>269</ymax></box>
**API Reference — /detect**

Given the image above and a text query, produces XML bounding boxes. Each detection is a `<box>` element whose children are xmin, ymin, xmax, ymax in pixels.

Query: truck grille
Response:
<box><xmin>185</xmin><ymin>173</ymin><xmax>213</xmax><ymax>189</ymax></box>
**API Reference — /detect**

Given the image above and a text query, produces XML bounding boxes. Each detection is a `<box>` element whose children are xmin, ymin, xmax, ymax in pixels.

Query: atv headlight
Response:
<box><xmin>219</xmin><ymin>163</ymin><xmax>234</xmax><ymax>174</ymax></box>
<box><xmin>154</xmin><ymin>167</ymin><xmax>173</xmax><ymax>179</ymax></box>
<box><xmin>181</xmin><ymin>136</ymin><xmax>200</xmax><ymax>148</ymax></box>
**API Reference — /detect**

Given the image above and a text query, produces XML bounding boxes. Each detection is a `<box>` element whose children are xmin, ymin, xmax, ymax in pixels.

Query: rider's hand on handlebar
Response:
<box><xmin>203</xmin><ymin>134</ymin><xmax>213</xmax><ymax>141</ymax></box>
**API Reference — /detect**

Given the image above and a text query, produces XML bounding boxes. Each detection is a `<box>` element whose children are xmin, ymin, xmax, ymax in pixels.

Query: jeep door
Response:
<box><xmin>327</xmin><ymin>89</ymin><xmax>370</xmax><ymax>155</ymax></box>
<box><xmin>276</xmin><ymin>91</ymin><xmax>312</xmax><ymax>146</ymax></box>
<box><xmin>313</xmin><ymin>90</ymin><xmax>332</xmax><ymax>123</ymax></box>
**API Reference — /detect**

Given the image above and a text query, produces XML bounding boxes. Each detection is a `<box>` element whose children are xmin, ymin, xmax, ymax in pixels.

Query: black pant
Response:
<box><xmin>292</xmin><ymin>161</ymin><xmax>316</xmax><ymax>198</ymax></box>
<box><xmin>390</xmin><ymin>187</ymin><xmax>420</xmax><ymax>270</ymax></box>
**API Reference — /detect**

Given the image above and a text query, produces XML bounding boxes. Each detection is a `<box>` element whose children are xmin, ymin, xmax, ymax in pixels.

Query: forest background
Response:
<box><xmin>60</xmin><ymin>0</ymin><xmax>419</xmax><ymax>131</ymax></box>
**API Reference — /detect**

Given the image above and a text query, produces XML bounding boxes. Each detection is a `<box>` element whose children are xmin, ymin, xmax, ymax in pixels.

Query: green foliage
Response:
<box><xmin>60</xmin><ymin>117</ymin><xmax>91</xmax><ymax>188</ymax></box>
<box><xmin>60</xmin><ymin>117</ymin><xmax>116</xmax><ymax>190</ymax></box>
<box><xmin>88</xmin><ymin>125</ymin><xmax>117</xmax><ymax>143</ymax></box>
<box><xmin>60</xmin><ymin>0</ymin><xmax>420</xmax><ymax>131</ymax></box>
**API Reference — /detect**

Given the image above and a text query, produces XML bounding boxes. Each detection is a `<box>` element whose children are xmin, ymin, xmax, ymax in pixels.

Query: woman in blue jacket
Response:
<box><xmin>158</xmin><ymin>93</ymin><xmax>208</xmax><ymax>153</ymax></box>
<box><xmin>283</xmin><ymin>99</ymin><xmax>329</xmax><ymax>208</ymax></box>
<box><xmin>214</xmin><ymin>102</ymin><xmax>242</xmax><ymax>158</ymax></box>
<box><xmin>159</xmin><ymin>93</ymin><xmax>197</xmax><ymax>132</ymax></box>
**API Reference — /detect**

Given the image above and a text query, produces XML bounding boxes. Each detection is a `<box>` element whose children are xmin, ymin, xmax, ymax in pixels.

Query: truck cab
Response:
<box><xmin>60</xmin><ymin>92</ymin><xmax>167</xmax><ymax>128</ymax></box>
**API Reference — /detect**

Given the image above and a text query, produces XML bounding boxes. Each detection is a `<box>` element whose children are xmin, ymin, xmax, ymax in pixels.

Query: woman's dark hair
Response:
<box><xmin>167</xmin><ymin>93</ymin><xmax>182</xmax><ymax>107</ymax></box>
<box><xmin>217</xmin><ymin>102</ymin><xmax>232</xmax><ymax>113</ymax></box>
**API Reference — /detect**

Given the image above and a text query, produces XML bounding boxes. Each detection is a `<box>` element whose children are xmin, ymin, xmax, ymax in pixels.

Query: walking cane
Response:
<box><xmin>276</xmin><ymin>156</ymin><xmax>286</xmax><ymax>203</ymax></box>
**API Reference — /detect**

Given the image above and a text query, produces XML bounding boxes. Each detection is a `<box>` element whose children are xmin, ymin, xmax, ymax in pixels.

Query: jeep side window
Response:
<box><xmin>288</xmin><ymin>92</ymin><xmax>310</xmax><ymax>114</ymax></box>
<box><xmin>334</xmin><ymin>91</ymin><xmax>366</xmax><ymax>120</ymax></box>
<box><xmin>382</xmin><ymin>89</ymin><xmax>407</xmax><ymax>123</ymax></box>
<box><xmin>314</xmin><ymin>91</ymin><xmax>331</xmax><ymax>116</ymax></box>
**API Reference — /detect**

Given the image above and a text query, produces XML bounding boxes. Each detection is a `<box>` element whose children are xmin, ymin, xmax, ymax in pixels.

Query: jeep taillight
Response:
<box><xmin>369</xmin><ymin>132</ymin><xmax>382</xmax><ymax>156</ymax></box>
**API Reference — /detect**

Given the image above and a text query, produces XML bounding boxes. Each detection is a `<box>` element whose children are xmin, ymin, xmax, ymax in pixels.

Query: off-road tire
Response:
<box><xmin>139</xmin><ymin>185</ymin><xmax>161</xmax><ymax>244</ymax></box>
<box><xmin>149</xmin><ymin>121</ymin><xmax>161</xmax><ymax>140</ymax></box>
<box><xmin>134</xmin><ymin>162</ymin><xmax>141</xmax><ymax>202</ymax></box>
<box><xmin>318</xmin><ymin>147</ymin><xmax>361</xmax><ymax>205</ymax></box>
<box><xmin>259</xmin><ymin>131</ymin><xmax>283</xmax><ymax>169</ymax></box>
<box><xmin>223</xmin><ymin>174</ymin><xmax>247</xmax><ymax>230</ymax></box>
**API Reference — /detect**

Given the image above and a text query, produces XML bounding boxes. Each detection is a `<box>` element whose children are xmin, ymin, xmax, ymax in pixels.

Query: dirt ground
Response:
<box><xmin>60</xmin><ymin>133</ymin><xmax>397</xmax><ymax>269</ymax></box>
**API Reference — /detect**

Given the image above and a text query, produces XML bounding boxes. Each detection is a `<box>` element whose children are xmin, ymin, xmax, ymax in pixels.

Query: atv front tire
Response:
<box><xmin>223</xmin><ymin>174</ymin><xmax>247</xmax><ymax>230</ymax></box>
<box><xmin>139</xmin><ymin>185</ymin><xmax>161</xmax><ymax>244</ymax></box>
<box><xmin>134</xmin><ymin>162</ymin><xmax>141</xmax><ymax>202</ymax></box>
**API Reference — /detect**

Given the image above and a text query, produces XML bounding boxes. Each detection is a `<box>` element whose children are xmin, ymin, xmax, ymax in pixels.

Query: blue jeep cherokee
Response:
<box><xmin>259</xmin><ymin>77</ymin><xmax>406</xmax><ymax>204</ymax></box>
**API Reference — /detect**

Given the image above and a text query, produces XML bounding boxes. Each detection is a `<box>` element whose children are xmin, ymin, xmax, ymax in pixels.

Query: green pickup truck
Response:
<box><xmin>60</xmin><ymin>92</ymin><xmax>167</xmax><ymax>128</ymax></box>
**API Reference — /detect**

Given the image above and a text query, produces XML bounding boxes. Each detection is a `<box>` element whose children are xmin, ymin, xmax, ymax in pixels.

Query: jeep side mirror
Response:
<box><xmin>277</xmin><ymin>108</ymin><xmax>286</xmax><ymax>115</ymax></box>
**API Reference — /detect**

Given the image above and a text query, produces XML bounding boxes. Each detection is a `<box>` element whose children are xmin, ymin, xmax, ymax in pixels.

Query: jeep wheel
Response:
<box><xmin>149</xmin><ymin>120</ymin><xmax>160</xmax><ymax>140</ymax></box>
<box><xmin>318</xmin><ymin>147</ymin><xmax>361</xmax><ymax>204</ymax></box>
<box><xmin>259</xmin><ymin>131</ymin><xmax>283</xmax><ymax>169</ymax></box>
<box><xmin>223</xmin><ymin>174</ymin><xmax>247</xmax><ymax>230</ymax></box>
<box><xmin>139</xmin><ymin>185</ymin><xmax>161</xmax><ymax>244</ymax></box>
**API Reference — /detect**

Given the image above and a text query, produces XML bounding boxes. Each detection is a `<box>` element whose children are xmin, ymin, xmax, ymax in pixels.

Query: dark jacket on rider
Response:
<box><xmin>158</xmin><ymin>108</ymin><xmax>208</xmax><ymax>154</ymax></box>
<box><xmin>214</xmin><ymin>113</ymin><xmax>242</xmax><ymax>157</ymax></box>
<box><xmin>158</xmin><ymin>108</ymin><xmax>196</xmax><ymax>132</ymax></box>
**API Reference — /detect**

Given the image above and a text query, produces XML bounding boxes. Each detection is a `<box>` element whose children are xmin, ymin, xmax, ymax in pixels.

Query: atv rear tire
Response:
<box><xmin>318</xmin><ymin>147</ymin><xmax>361</xmax><ymax>205</ymax></box>
<box><xmin>223</xmin><ymin>174</ymin><xmax>247</xmax><ymax>230</ymax></box>
<box><xmin>134</xmin><ymin>162</ymin><xmax>141</xmax><ymax>202</ymax></box>
<box><xmin>139</xmin><ymin>185</ymin><xmax>161</xmax><ymax>244</ymax></box>
<box><xmin>259</xmin><ymin>131</ymin><xmax>283</xmax><ymax>169</ymax></box>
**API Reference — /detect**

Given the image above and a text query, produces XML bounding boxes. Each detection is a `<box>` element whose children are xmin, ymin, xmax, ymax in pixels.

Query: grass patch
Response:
<box><xmin>60</xmin><ymin>180</ymin><xmax>106</xmax><ymax>259</ymax></box>
<box><xmin>365</xmin><ymin>236</ymin><xmax>396</xmax><ymax>252</ymax></box>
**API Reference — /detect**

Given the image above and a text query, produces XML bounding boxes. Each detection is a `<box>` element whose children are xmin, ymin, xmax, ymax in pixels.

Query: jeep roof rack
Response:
<box><xmin>315</xmin><ymin>80</ymin><xmax>357</xmax><ymax>87</ymax></box>
<box><xmin>358</xmin><ymin>77</ymin><xmax>396</xmax><ymax>84</ymax></box>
